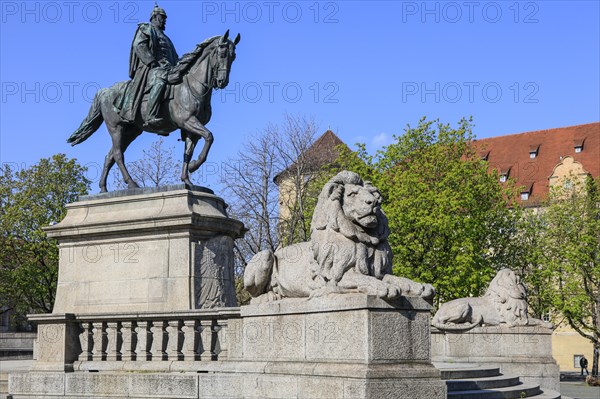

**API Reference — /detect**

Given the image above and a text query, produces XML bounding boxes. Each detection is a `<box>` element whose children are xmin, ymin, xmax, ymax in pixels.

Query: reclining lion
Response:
<box><xmin>432</xmin><ymin>268</ymin><xmax>552</xmax><ymax>331</ymax></box>
<box><xmin>244</xmin><ymin>171</ymin><xmax>435</xmax><ymax>303</ymax></box>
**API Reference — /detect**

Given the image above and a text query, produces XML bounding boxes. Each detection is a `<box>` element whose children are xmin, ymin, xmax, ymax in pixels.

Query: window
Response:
<box><xmin>575</xmin><ymin>146</ymin><xmax>582</xmax><ymax>153</ymax></box>
<box><xmin>529</xmin><ymin>144</ymin><xmax>540</xmax><ymax>159</ymax></box>
<box><xmin>499</xmin><ymin>167</ymin><xmax>511</xmax><ymax>183</ymax></box>
<box><xmin>521</xmin><ymin>182</ymin><xmax>533</xmax><ymax>201</ymax></box>
<box><xmin>542</xmin><ymin>312</ymin><xmax>550</xmax><ymax>322</ymax></box>
<box><xmin>574</xmin><ymin>138</ymin><xmax>585</xmax><ymax>153</ymax></box>
<box><xmin>574</xmin><ymin>355</ymin><xmax>584</xmax><ymax>369</ymax></box>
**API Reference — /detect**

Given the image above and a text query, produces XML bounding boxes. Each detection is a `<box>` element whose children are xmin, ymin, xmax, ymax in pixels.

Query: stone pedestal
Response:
<box><xmin>46</xmin><ymin>185</ymin><xmax>244</xmax><ymax>313</ymax></box>
<box><xmin>220</xmin><ymin>294</ymin><xmax>447</xmax><ymax>399</ymax></box>
<box><xmin>431</xmin><ymin>325</ymin><xmax>560</xmax><ymax>391</ymax></box>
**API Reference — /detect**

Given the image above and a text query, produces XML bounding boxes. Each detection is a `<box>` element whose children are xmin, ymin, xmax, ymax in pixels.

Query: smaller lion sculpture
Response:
<box><xmin>244</xmin><ymin>171</ymin><xmax>434</xmax><ymax>303</ymax></box>
<box><xmin>432</xmin><ymin>269</ymin><xmax>552</xmax><ymax>331</ymax></box>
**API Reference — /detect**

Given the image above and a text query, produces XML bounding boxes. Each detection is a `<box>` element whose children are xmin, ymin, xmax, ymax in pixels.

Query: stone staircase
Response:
<box><xmin>439</xmin><ymin>365</ymin><xmax>570</xmax><ymax>399</ymax></box>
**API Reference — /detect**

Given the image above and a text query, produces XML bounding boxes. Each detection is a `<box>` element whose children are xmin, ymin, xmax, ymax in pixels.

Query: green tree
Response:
<box><xmin>322</xmin><ymin>117</ymin><xmax>521</xmax><ymax>302</ymax></box>
<box><xmin>526</xmin><ymin>175</ymin><xmax>600</xmax><ymax>375</ymax></box>
<box><xmin>0</xmin><ymin>154</ymin><xmax>90</xmax><ymax>326</ymax></box>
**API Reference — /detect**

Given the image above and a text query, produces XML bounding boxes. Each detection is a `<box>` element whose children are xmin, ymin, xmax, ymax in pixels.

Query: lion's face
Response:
<box><xmin>485</xmin><ymin>269</ymin><xmax>527</xmax><ymax>307</ymax></box>
<box><xmin>341</xmin><ymin>183</ymin><xmax>381</xmax><ymax>229</ymax></box>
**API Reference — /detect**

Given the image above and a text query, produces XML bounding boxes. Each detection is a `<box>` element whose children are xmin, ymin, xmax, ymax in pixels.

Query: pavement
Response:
<box><xmin>560</xmin><ymin>381</ymin><xmax>600</xmax><ymax>399</ymax></box>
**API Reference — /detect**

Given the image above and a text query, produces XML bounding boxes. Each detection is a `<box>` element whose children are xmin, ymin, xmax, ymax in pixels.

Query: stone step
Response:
<box><xmin>526</xmin><ymin>389</ymin><xmax>563</xmax><ymax>399</ymax></box>
<box><xmin>0</xmin><ymin>348</ymin><xmax>34</xmax><ymax>360</ymax></box>
<box><xmin>446</xmin><ymin>375</ymin><xmax>521</xmax><ymax>391</ymax></box>
<box><xmin>441</xmin><ymin>366</ymin><xmax>502</xmax><ymax>380</ymax></box>
<box><xmin>447</xmin><ymin>381</ymin><xmax>542</xmax><ymax>399</ymax></box>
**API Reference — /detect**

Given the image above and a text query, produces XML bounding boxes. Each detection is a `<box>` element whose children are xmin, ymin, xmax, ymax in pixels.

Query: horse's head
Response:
<box><xmin>211</xmin><ymin>30</ymin><xmax>240</xmax><ymax>89</ymax></box>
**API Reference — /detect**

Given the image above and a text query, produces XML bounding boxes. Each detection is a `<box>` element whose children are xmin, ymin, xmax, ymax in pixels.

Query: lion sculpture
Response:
<box><xmin>244</xmin><ymin>171</ymin><xmax>435</xmax><ymax>303</ymax></box>
<box><xmin>432</xmin><ymin>269</ymin><xmax>552</xmax><ymax>331</ymax></box>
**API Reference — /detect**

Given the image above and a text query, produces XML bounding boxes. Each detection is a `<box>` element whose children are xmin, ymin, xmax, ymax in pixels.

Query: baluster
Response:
<box><xmin>91</xmin><ymin>322</ymin><xmax>105</xmax><ymax>361</ymax></box>
<box><xmin>166</xmin><ymin>320</ymin><xmax>182</xmax><ymax>360</ymax></box>
<box><xmin>121</xmin><ymin>321</ymin><xmax>135</xmax><ymax>361</ymax></box>
<box><xmin>181</xmin><ymin>320</ymin><xmax>198</xmax><ymax>361</ymax></box>
<box><xmin>78</xmin><ymin>322</ymin><xmax>93</xmax><ymax>361</ymax></box>
<box><xmin>136</xmin><ymin>321</ymin><xmax>149</xmax><ymax>361</ymax></box>
<box><xmin>106</xmin><ymin>322</ymin><xmax>119</xmax><ymax>361</ymax></box>
<box><xmin>215</xmin><ymin>319</ymin><xmax>228</xmax><ymax>360</ymax></box>
<box><xmin>150</xmin><ymin>321</ymin><xmax>166</xmax><ymax>361</ymax></box>
<box><xmin>199</xmin><ymin>320</ymin><xmax>215</xmax><ymax>361</ymax></box>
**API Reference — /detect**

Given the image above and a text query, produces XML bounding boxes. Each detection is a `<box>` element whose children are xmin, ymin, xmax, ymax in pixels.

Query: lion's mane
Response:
<box><xmin>483</xmin><ymin>269</ymin><xmax>529</xmax><ymax>326</ymax></box>
<box><xmin>309</xmin><ymin>171</ymin><xmax>392</xmax><ymax>285</ymax></box>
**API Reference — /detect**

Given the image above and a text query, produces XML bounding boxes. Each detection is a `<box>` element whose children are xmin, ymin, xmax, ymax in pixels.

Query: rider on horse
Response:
<box><xmin>115</xmin><ymin>4</ymin><xmax>179</xmax><ymax>127</ymax></box>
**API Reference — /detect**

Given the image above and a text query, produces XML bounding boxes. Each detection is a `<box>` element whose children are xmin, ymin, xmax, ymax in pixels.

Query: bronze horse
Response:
<box><xmin>68</xmin><ymin>31</ymin><xmax>240</xmax><ymax>192</ymax></box>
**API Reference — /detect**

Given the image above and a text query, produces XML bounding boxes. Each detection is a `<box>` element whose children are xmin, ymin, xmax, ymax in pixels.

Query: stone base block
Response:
<box><xmin>10</xmin><ymin>363</ymin><xmax>446</xmax><ymax>399</ymax></box>
<box><xmin>431</xmin><ymin>325</ymin><xmax>560</xmax><ymax>391</ymax></box>
<box><xmin>236</xmin><ymin>294</ymin><xmax>434</xmax><ymax>364</ymax></box>
<box><xmin>45</xmin><ymin>185</ymin><xmax>244</xmax><ymax>314</ymax></box>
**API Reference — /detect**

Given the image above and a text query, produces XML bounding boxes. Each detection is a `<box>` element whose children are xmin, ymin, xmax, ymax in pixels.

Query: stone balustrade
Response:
<box><xmin>28</xmin><ymin>309</ymin><xmax>241</xmax><ymax>372</ymax></box>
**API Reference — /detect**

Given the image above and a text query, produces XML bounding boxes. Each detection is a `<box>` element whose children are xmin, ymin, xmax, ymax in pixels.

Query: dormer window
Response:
<box><xmin>499</xmin><ymin>167</ymin><xmax>511</xmax><ymax>183</ymax></box>
<box><xmin>480</xmin><ymin>151</ymin><xmax>490</xmax><ymax>161</ymax></box>
<box><xmin>521</xmin><ymin>182</ymin><xmax>533</xmax><ymax>201</ymax></box>
<box><xmin>574</xmin><ymin>138</ymin><xmax>585</xmax><ymax>153</ymax></box>
<box><xmin>529</xmin><ymin>144</ymin><xmax>540</xmax><ymax>159</ymax></box>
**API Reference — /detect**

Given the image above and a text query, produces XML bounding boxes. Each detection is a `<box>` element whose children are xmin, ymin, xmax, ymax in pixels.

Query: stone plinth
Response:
<box><xmin>45</xmin><ymin>185</ymin><xmax>244</xmax><ymax>313</ymax></box>
<box><xmin>431</xmin><ymin>325</ymin><xmax>560</xmax><ymax>391</ymax></box>
<box><xmin>222</xmin><ymin>294</ymin><xmax>447</xmax><ymax>399</ymax></box>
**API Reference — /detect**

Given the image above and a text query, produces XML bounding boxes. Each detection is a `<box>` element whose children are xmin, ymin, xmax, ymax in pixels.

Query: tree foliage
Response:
<box><xmin>322</xmin><ymin>117</ymin><xmax>521</xmax><ymax>302</ymax></box>
<box><xmin>522</xmin><ymin>175</ymin><xmax>600</xmax><ymax>370</ymax></box>
<box><xmin>0</xmin><ymin>154</ymin><xmax>90</xmax><ymax>326</ymax></box>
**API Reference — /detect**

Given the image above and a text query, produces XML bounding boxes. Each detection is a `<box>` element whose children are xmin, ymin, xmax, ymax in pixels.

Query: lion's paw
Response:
<box><xmin>309</xmin><ymin>285</ymin><xmax>351</xmax><ymax>299</ymax></box>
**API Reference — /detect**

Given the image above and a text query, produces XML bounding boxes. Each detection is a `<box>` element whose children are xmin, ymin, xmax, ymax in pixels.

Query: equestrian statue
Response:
<box><xmin>67</xmin><ymin>4</ymin><xmax>240</xmax><ymax>192</ymax></box>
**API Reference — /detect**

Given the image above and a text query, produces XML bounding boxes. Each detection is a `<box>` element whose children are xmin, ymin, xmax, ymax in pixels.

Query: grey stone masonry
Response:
<box><xmin>10</xmin><ymin>295</ymin><xmax>447</xmax><ymax>398</ymax></box>
<box><xmin>45</xmin><ymin>186</ymin><xmax>244</xmax><ymax>314</ymax></box>
<box><xmin>431</xmin><ymin>325</ymin><xmax>560</xmax><ymax>392</ymax></box>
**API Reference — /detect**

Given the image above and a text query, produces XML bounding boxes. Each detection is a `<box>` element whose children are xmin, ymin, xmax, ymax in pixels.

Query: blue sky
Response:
<box><xmin>1</xmin><ymin>1</ymin><xmax>599</xmax><ymax>192</ymax></box>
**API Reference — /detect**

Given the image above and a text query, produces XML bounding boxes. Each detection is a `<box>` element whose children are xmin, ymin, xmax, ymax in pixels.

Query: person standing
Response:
<box><xmin>580</xmin><ymin>355</ymin><xmax>589</xmax><ymax>376</ymax></box>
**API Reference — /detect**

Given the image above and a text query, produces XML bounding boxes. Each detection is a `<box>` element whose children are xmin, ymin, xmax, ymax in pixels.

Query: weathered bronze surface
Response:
<box><xmin>68</xmin><ymin>5</ymin><xmax>240</xmax><ymax>192</ymax></box>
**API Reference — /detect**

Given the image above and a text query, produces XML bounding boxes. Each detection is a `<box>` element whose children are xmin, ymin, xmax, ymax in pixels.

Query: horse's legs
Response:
<box><xmin>180</xmin><ymin>117</ymin><xmax>214</xmax><ymax>174</ymax></box>
<box><xmin>180</xmin><ymin>131</ymin><xmax>199</xmax><ymax>186</ymax></box>
<box><xmin>109</xmin><ymin>124</ymin><xmax>141</xmax><ymax>189</ymax></box>
<box><xmin>99</xmin><ymin>148</ymin><xmax>115</xmax><ymax>193</ymax></box>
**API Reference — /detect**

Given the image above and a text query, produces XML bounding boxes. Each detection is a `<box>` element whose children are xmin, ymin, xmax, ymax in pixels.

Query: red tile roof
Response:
<box><xmin>474</xmin><ymin>122</ymin><xmax>600</xmax><ymax>204</ymax></box>
<box><xmin>274</xmin><ymin>130</ymin><xmax>348</xmax><ymax>184</ymax></box>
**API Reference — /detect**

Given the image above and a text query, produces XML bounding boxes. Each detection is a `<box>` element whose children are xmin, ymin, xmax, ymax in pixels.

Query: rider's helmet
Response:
<box><xmin>150</xmin><ymin>4</ymin><xmax>167</xmax><ymax>21</ymax></box>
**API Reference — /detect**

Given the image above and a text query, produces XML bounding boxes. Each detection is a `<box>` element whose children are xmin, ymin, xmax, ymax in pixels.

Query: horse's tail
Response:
<box><xmin>67</xmin><ymin>88</ymin><xmax>106</xmax><ymax>146</ymax></box>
